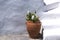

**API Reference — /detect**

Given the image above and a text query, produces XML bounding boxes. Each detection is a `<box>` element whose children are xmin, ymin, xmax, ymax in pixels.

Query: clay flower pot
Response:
<box><xmin>26</xmin><ymin>11</ymin><xmax>42</xmax><ymax>38</ymax></box>
<box><xmin>26</xmin><ymin>21</ymin><xmax>41</xmax><ymax>38</ymax></box>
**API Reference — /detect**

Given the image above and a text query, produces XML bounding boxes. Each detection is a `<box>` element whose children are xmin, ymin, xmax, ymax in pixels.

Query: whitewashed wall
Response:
<box><xmin>0</xmin><ymin>0</ymin><xmax>45</xmax><ymax>35</ymax></box>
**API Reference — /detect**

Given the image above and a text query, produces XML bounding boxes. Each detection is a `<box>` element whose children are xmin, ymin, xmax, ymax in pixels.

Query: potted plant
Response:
<box><xmin>26</xmin><ymin>11</ymin><xmax>41</xmax><ymax>39</ymax></box>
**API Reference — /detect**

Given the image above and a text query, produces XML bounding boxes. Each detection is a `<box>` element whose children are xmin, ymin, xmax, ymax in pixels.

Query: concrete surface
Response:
<box><xmin>0</xmin><ymin>34</ymin><xmax>42</xmax><ymax>40</ymax></box>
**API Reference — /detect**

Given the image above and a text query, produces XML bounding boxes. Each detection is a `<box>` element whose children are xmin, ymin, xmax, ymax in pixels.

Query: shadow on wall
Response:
<box><xmin>0</xmin><ymin>0</ymin><xmax>45</xmax><ymax>35</ymax></box>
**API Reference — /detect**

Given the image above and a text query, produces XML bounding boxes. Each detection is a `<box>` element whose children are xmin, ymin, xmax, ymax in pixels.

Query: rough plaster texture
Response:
<box><xmin>0</xmin><ymin>0</ymin><xmax>45</xmax><ymax>35</ymax></box>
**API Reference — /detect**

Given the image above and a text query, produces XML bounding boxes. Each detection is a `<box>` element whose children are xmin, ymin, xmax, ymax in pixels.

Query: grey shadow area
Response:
<box><xmin>0</xmin><ymin>0</ymin><xmax>45</xmax><ymax>35</ymax></box>
<box><xmin>45</xmin><ymin>36</ymin><xmax>60</xmax><ymax>40</ymax></box>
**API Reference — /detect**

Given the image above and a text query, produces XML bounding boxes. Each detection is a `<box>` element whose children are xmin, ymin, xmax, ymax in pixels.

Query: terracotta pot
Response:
<box><xmin>26</xmin><ymin>21</ymin><xmax>41</xmax><ymax>38</ymax></box>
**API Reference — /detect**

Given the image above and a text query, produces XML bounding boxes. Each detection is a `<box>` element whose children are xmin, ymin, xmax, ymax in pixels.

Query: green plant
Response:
<box><xmin>26</xmin><ymin>11</ymin><xmax>39</xmax><ymax>23</ymax></box>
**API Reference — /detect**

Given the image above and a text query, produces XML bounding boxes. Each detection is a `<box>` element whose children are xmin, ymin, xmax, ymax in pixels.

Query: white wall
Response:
<box><xmin>41</xmin><ymin>0</ymin><xmax>60</xmax><ymax>29</ymax></box>
<box><xmin>44</xmin><ymin>0</ymin><xmax>60</xmax><ymax>5</ymax></box>
<box><xmin>44</xmin><ymin>0</ymin><xmax>60</xmax><ymax>14</ymax></box>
